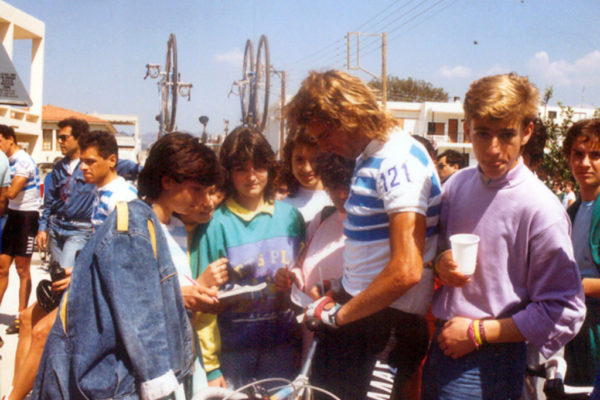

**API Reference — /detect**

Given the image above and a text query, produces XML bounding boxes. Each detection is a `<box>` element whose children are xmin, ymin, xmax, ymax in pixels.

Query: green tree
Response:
<box><xmin>539</xmin><ymin>101</ymin><xmax>575</xmax><ymax>189</ymax></box>
<box><xmin>368</xmin><ymin>76</ymin><xmax>449</xmax><ymax>102</ymax></box>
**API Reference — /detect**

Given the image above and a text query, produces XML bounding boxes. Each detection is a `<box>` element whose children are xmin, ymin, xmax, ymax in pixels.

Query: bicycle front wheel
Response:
<box><xmin>254</xmin><ymin>34</ymin><xmax>270</xmax><ymax>131</ymax></box>
<box><xmin>240</xmin><ymin>39</ymin><xmax>254</xmax><ymax>125</ymax></box>
<box><xmin>162</xmin><ymin>33</ymin><xmax>178</xmax><ymax>135</ymax></box>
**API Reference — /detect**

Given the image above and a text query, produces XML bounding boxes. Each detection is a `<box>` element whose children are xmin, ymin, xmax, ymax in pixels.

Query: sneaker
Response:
<box><xmin>5</xmin><ymin>318</ymin><xmax>19</xmax><ymax>335</ymax></box>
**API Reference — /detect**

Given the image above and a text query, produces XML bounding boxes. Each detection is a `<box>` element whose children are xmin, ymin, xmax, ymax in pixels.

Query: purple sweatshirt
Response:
<box><xmin>432</xmin><ymin>160</ymin><xmax>585</xmax><ymax>358</ymax></box>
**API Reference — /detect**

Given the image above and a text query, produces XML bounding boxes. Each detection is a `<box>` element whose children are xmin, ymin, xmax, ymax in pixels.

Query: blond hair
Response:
<box><xmin>285</xmin><ymin>70</ymin><xmax>398</xmax><ymax>141</ymax></box>
<box><xmin>463</xmin><ymin>73</ymin><xmax>540</xmax><ymax>127</ymax></box>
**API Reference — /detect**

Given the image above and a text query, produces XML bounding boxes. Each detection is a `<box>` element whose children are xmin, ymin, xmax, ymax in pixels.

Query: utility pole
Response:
<box><xmin>347</xmin><ymin>32</ymin><xmax>387</xmax><ymax>109</ymax></box>
<box><xmin>280</xmin><ymin>70</ymin><xmax>286</xmax><ymax>159</ymax></box>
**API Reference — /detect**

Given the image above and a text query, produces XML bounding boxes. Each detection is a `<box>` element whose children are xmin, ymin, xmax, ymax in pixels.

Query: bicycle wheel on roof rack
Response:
<box><xmin>240</xmin><ymin>39</ymin><xmax>254</xmax><ymax>125</ymax></box>
<box><xmin>161</xmin><ymin>33</ymin><xmax>178</xmax><ymax>135</ymax></box>
<box><xmin>254</xmin><ymin>34</ymin><xmax>270</xmax><ymax>131</ymax></box>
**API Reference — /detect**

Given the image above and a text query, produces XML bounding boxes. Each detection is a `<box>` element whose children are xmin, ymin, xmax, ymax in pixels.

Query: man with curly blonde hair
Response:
<box><xmin>422</xmin><ymin>73</ymin><xmax>585</xmax><ymax>399</ymax></box>
<box><xmin>286</xmin><ymin>70</ymin><xmax>442</xmax><ymax>399</ymax></box>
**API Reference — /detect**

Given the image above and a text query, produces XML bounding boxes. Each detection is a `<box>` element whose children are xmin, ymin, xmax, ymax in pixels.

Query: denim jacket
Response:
<box><xmin>32</xmin><ymin>199</ymin><xmax>195</xmax><ymax>400</ymax></box>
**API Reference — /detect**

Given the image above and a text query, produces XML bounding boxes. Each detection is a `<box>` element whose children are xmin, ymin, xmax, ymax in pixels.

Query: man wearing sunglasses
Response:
<box><xmin>34</xmin><ymin>118</ymin><xmax>95</xmax><ymax>300</ymax></box>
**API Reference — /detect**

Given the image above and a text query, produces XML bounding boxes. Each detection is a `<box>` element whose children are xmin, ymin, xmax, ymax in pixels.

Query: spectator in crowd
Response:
<box><xmin>563</xmin><ymin>180</ymin><xmax>576</xmax><ymax>209</ymax></box>
<box><xmin>32</xmin><ymin>132</ymin><xmax>220</xmax><ymax>399</ymax></box>
<box><xmin>198</xmin><ymin>126</ymin><xmax>305</xmax><ymax>389</ymax></box>
<box><xmin>564</xmin><ymin>118</ymin><xmax>600</xmax><ymax>386</ymax></box>
<box><xmin>281</xmin><ymin>128</ymin><xmax>332</xmax><ymax>224</ymax></box>
<box><xmin>167</xmin><ymin>172</ymin><xmax>230</xmax><ymax>388</ymax></box>
<box><xmin>421</xmin><ymin>73</ymin><xmax>585</xmax><ymax>399</ymax></box>
<box><xmin>78</xmin><ymin>131</ymin><xmax>138</xmax><ymax>229</ymax></box>
<box><xmin>35</xmin><ymin>118</ymin><xmax>93</xmax><ymax>277</ymax></box>
<box><xmin>0</xmin><ymin>125</ymin><xmax>41</xmax><ymax>335</ymax></box>
<box><xmin>5</xmin><ymin>131</ymin><xmax>138</xmax><ymax>400</ymax></box>
<box><xmin>275</xmin><ymin>153</ymin><xmax>354</xmax><ymax>359</ymax></box>
<box><xmin>437</xmin><ymin>149</ymin><xmax>465</xmax><ymax>184</ymax></box>
<box><xmin>522</xmin><ymin>117</ymin><xmax>548</xmax><ymax>173</ymax></box>
<box><xmin>0</xmin><ymin>141</ymin><xmax>11</xmax><ymax>347</ymax></box>
<box><xmin>285</xmin><ymin>70</ymin><xmax>441</xmax><ymax>399</ymax></box>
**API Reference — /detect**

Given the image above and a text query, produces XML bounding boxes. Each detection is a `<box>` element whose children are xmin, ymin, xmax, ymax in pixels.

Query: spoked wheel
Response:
<box><xmin>161</xmin><ymin>33</ymin><xmax>178</xmax><ymax>136</ymax></box>
<box><xmin>254</xmin><ymin>35</ymin><xmax>270</xmax><ymax>131</ymax></box>
<box><xmin>240</xmin><ymin>39</ymin><xmax>254</xmax><ymax>125</ymax></box>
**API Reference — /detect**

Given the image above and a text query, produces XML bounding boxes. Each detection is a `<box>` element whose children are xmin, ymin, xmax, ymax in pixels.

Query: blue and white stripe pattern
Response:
<box><xmin>8</xmin><ymin>149</ymin><xmax>41</xmax><ymax>211</ymax></box>
<box><xmin>166</xmin><ymin>215</ymin><xmax>189</xmax><ymax>255</ymax></box>
<box><xmin>92</xmin><ymin>176</ymin><xmax>138</xmax><ymax>228</ymax></box>
<box><xmin>342</xmin><ymin>129</ymin><xmax>442</xmax><ymax>315</ymax></box>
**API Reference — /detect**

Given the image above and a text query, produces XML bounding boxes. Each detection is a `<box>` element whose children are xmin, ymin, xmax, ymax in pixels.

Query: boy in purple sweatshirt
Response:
<box><xmin>422</xmin><ymin>73</ymin><xmax>586</xmax><ymax>399</ymax></box>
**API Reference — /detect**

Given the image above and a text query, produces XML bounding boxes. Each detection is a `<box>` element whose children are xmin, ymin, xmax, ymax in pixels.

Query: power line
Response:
<box><xmin>359</xmin><ymin>0</ymin><xmax>451</xmax><ymax>60</ymax></box>
<box><xmin>354</xmin><ymin>0</ymin><xmax>418</xmax><ymax>33</ymax></box>
<box><xmin>282</xmin><ymin>1</ymin><xmax>412</xmax><ymax>74</ymax></box>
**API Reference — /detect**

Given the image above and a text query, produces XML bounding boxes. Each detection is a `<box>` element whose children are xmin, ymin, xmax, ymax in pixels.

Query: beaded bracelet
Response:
<box><xmin>467</xmin><ymin>320</ymin><xmax>480</xmax><ymax>349</ymax></box>
<box><xmin>479</xmin><ymin>320</ymin><xmax>487</xmax><ymax>345</ymax></box>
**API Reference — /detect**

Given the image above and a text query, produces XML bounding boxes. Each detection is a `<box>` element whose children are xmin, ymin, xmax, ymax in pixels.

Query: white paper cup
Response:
<box><xmin>450</xmin><ymin>233</ymin><xmax>480</xmax><ymax>275</ymax></box>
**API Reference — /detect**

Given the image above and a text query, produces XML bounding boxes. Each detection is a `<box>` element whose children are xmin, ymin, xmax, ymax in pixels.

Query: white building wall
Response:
<box><xmin>0</xmin><ymin>1</ymin><xmax>45</xmax><ymax>158</ymax></box>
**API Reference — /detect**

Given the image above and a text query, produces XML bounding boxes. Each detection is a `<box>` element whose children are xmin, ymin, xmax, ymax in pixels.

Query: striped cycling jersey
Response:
<box><xmin>342</xmin><ymin>129</ymin><xmax>442</xmax><ymax>315</ymax></box>
<box><xmin>92</xmin><ymin>176</ymin><xmax>138</xmax><ymax>228</ymax></box>
<box><xmin>8</xmin><ymin>149</ymin><xmax>41</xmax><ymax>211</ymax></box>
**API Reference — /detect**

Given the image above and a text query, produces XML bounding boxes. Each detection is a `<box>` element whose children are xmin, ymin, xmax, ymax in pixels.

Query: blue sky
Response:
<box><xmin>7</xmin><ymin>0</ymin><xmax>600</xmax><ymax>143</ymax></box>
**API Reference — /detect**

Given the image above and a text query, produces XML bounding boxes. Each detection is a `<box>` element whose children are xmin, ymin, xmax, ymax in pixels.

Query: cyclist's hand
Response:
<box><xmin>197</xmin><ymin>258</ymin><xmax>229</xmax><ymax>288</ymax></box>
<box><xmin>275</xmin><ymin>267</ymin><xmax>299</xmax><ymax>292</ymax></box>
<box><xmin>36</xmin><ymin>231</ymin><xmax>48</xmax><ymax>251</ymax></box>
<box><xmin>437</xmin><ymin>316</ymin><xmax>477</xmax><ymax>359</ymax></box>
<box><xmin>435</xmin><ymin>250</ymin><xmax>471</xmax><ymax>287</ymax></box>
<box><xmin>51</xmin><ymin>267</ymin><xmax>73</xmax><ymax>293</ymax></box>
<box><xmin>207</xmin><ymin>375</ymin><xmax>227</xmax><ymax>388</ymax></box>
<box><xmin>305</xmin><ymin>296</ymin><xmax>342</xmax><ymax>328</ymax></box>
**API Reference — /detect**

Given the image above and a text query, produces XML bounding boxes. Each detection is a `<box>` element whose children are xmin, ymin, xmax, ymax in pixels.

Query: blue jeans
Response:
<box><xmin>48</xmin><ymin>219</ymin><xmax>92</xmax><ymax>267</ymax></box>
<box><xmin>422</xmin><ymin>326</ymin><xmax>526</xmax><ymax>400</ymax></box>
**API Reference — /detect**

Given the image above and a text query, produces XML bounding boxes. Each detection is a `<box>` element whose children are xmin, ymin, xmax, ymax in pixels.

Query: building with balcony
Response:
<box><xmin>387</xmin><ymin>100</ymin><xmax>598</xmax><ymax>166</ymax></box>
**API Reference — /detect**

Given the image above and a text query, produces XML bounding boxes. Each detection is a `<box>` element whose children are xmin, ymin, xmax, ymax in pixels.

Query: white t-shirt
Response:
<box><xmin>162</xmin><ymin>217</ymin><xmax>196</xmax><ymax>288</ymax></box>
<box><xmin>283</xmin><ymin>187</ymin><xmax>332</xmax><ymax>225</ymax></box>
<box><xmin>92</xmin><ymin>176</ymin><xmax>138</xmax><ymax>228</ymax></box>
<box><xmin>8</xmin><ymin>149</ymin><xmax>41</xmax><ymax>211</ymax></box>
<box><xmin>342</xmin><ymin>129</ymin><xmax>442</xmax><ymax>315</ymax></box>
<box><xmin>562</xmin><ymin>190</ymin><xmax>576</xmax><ymax>209</ymax></box>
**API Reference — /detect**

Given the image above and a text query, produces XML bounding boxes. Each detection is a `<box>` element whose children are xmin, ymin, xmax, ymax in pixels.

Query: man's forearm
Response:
<box><xmin>336</xmin><ymin>257</ymin><xmax>422</xmax><ymax>326</ymax></box>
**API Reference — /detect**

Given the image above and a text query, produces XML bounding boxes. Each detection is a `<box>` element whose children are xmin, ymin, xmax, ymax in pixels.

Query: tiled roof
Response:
<box><xmin>42</xmin><ymin>105</ymin><xmax>109</xmax><ymax>124</ymax></box>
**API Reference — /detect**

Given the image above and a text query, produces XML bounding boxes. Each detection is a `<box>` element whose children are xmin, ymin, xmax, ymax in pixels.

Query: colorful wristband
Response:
<box><xmin>479</xmin><ymin>320</ymin><xmax>487</xmax><ymax>345</ymax></box>
<box><xmin>467</xmin><ymin>320</ymin><xmax>480</xmax><ymax>350</ymax></box>
<box><xmin>473</xmin><ymin>319</ymin><xmax>482</xmax><ymax>346</ymax></box>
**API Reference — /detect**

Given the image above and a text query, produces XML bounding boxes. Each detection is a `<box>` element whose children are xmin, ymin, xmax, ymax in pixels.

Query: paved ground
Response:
<box><xmin>0</xmin><ymin>252</ymin><xmax>48</xmax><ymax>396</ymax></box>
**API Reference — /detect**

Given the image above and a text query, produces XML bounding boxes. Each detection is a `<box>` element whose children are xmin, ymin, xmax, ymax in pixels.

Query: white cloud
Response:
<box><xmin>483</xmin><ymin>64</ymin><xmax>511</xmax><ymax>76</ymax></box>
<box><xmin>527</xmin><ymin>50</ymin><xmax>600</xmax><ymax>87</ymax></box>
<box><xmin>438</xmin><ymin>65</ymin><xmax>472</xmax><ymax>79</ymax></box>
<box><xmin>214</xmin><ymin>49</ymin><xmax>243</xmax><ymax>67</ymax></box>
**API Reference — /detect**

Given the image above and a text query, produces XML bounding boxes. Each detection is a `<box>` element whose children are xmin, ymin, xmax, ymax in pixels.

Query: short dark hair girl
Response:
<box><xmin>138</xmin><ymin>132</ymin><xmax>223</xmax><ymax>201</ymax></box>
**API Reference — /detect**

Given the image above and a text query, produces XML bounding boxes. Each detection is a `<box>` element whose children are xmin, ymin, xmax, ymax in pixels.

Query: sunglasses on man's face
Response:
<box><xmin>57</xmin><ymin>134</ymin><xmax>71</xmax><ymax>142</ymax></box>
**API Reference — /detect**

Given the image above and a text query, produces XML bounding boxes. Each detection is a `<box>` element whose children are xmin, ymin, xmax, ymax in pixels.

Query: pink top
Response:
<box><xmin>293</xmin><ymin>209</ymin><xmax>345</xmax><ymax>294</ymax></box>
